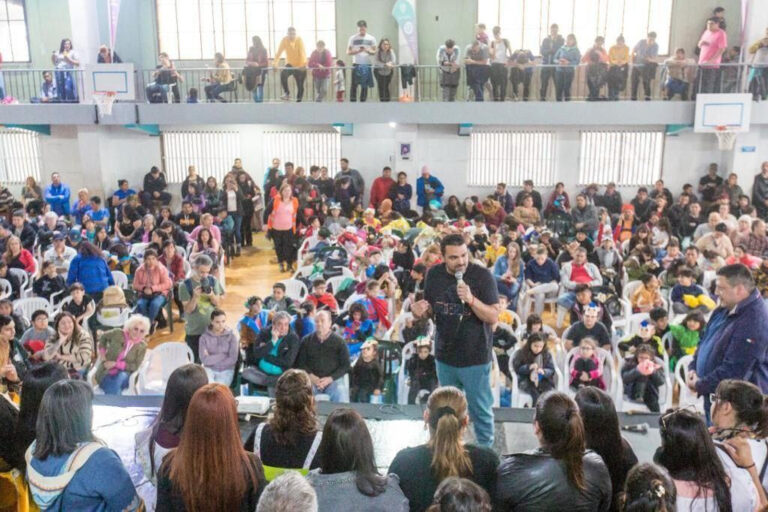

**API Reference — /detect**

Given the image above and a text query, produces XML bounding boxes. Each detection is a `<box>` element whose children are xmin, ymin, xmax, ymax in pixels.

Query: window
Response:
<box><xmin>578</xmin><ymin>130</ymin><xmax>664</xmax><ymax>186</ymax></box>
<box><xmin>0</xmin><ymin>0</ymin><xmax>29</xmax><ymax>62</ymax></box>
<box><xmin>156</xmin><ymin>0</ymin><xmax>336</xmax><ymax>61</ymax></box>
<box><xmin>161</xmin><ymin>130</ymin><xmax>241</xmax><ymax>183</ymax></box>
<box><xmin>262</xmin><ymin>130</ymin><xmax>341</xmax><ymax>176</ymax></box>
<box><xmin>477</xmin><ymin>0</ymin><xmax>673</xmax><ymax>55</ymax></box>
<box><xmin>468</xmin><ymin>130</ymin><xmax>556</xmax><ymax>187</ymax></box>
<box><xmin>0</xmin><ymin>128</ymin><xmax>40</xmax><ymax>184</ymax></box>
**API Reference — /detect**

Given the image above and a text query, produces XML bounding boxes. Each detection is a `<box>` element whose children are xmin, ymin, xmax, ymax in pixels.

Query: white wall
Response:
<box><xmin>23</xmin><ymin>123</ymin><xmax>768</xmax><ymax>209</ymax></box>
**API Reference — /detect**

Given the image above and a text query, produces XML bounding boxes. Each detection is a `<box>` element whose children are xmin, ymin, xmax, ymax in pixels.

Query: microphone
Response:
<box><xmin>621</xmin><ymin>423</ymin><xmax>649</xmax><ymax>434</ymax></box>
<box><xmin>455</xmin><ymin>271</ymin><xmax>464</xmax><ymax>304</ymax></box>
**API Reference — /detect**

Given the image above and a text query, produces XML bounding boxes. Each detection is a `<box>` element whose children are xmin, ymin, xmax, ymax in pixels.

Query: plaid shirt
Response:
<box><xmin>743</xmin><ymin>233</ymin><xmax>768</xmax><ymax>258</ymax></box>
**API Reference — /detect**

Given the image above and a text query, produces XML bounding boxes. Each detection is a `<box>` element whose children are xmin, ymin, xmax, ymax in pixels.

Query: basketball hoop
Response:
<box><xmin>714</xmin><ymin>125</ymin><xmax>737</xmax><ymax>151</ymax></box>
<box><xmin>94</xmin><ymin>91</ymin><xmax>117</xmax><ymax>117</ymax></box>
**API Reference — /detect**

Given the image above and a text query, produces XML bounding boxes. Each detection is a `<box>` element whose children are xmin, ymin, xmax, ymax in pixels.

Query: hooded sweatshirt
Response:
<box><xmin>26</xmin><ymin>441</ymin><xmax>140</xmax><ymax>511</ymax></box>
<box><xmin>199</xmin><ymin>326</ymin><xmax>239</xmax><ymax>372</ymax></box>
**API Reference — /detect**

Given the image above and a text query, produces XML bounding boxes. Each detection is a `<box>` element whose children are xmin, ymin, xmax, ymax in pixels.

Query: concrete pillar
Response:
<box><xmin>68</xmin><ymin>0</ymin><xmax>102</xmax><ymax>66</ymax></box>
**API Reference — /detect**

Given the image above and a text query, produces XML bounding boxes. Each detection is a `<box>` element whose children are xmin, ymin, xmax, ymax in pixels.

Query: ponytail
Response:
<box><xmin>535</xmin><ymin>392</ymin><xmax>586</xmax><ymax>491</ymax></box>
<box><xmin>427</xmin><ymin>388</ymin><xmax>473</xmax><ymax>481</ymax></box>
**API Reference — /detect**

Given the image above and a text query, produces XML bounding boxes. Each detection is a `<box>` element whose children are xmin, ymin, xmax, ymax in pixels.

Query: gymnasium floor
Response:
<box><xmin>149</xmin><ymin>232</ymin><xmax>280</xmax><ymax>348</ymax></box>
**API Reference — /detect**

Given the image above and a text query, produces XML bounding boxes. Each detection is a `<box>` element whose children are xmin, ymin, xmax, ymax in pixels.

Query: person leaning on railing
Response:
<box><xmin>436</xmin><ymin>39</ymin><xmax>461</xmax><ymax>102</ymax></box>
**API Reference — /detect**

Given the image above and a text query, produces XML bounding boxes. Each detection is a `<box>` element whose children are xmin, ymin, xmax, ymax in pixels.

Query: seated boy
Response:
<box><xmin>263</xmin><ymin>283</ymin><xmax>298</xmax><ymax>314</ymax></box>
<box><xmin>306</xmin><ymin>278</ymin><xmax>339</xmax><ymax>314</ymax></box>
<box><xmin>670</xmin><ymin>267</ymin><xmax>715</xmax><ymax>315</ymax></box>
<box><xmin>630</xmin><ymin>273</ymin><xmax>664</xmax><ymax>313</ymax></box>
<box><xmin>618</xmin><ymin>319</ymin><xmax>664</xmax><ymax>358</ymax></box>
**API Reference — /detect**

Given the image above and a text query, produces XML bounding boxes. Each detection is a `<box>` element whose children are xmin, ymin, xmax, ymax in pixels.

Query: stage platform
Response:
<box><xmin>93</xmin><ymin>396</ymin><xmax>661</xmax><ymax>509</ymax></box>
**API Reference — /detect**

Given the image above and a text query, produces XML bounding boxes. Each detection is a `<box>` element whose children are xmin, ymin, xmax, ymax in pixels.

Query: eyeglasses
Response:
<box><xmin>709</xmin><ymin>393</ymin><xmax>720</xmax><ymax>404</ymax></box>
<box><xmin>660</xmin><ymin>405</ymin><xmax>700</xmax><ymax>432</ymax></box>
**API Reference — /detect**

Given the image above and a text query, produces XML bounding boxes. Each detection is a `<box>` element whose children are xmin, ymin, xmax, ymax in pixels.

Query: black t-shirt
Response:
<box><xmin>566</xmin><ymin>321</ymin><xmax>611</xmax><ymax>348</ymax></box>
<box><xmin>388</xmin><ymin>444</ymin><xmax>499</xmax><ymax>512</ymax></box>
<box><xmin>424</xmin><ymin>262</ymin><xmax>499</xmax><ymax>367</ymax></box>
<box><xmin>243</xmin><ymin>422</ymin><xmax>320</xmax><ymax>470</ymax></box>
<box><xmin>62</xmin><ymin>295</ymin><xmax>93</xmax><ymax>319</ymax></box>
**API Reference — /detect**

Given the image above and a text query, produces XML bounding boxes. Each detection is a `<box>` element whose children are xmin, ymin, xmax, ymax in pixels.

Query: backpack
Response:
<box><xmin>546</xmin><ymin>210</ymin><xmax>575</xmax><ymax>240</ymax></box>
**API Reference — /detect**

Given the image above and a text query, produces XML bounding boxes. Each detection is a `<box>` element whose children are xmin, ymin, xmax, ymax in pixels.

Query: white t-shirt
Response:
<box><xmin>347</xmin><ymin>32</ymin><xmax>377</xmax><ymax>65</ymax></box>
<box><xmin>491</xmin><ymin>39</ymin><xmax>510</xmax><ymax>64</ymax></box>
<box><xmin>715</xmin><ymin>443</ymin><xmax>760</xmax><ymax>512</ymax></box>
<box><xmin>227</xmin><ymin>190</ymin><xmax>237</xmax><ymax>212</ymax></box>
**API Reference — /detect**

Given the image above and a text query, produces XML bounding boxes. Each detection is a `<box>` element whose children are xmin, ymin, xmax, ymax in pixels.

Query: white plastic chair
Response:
<box><xmin>508</xmin><ymin>347</ymin><xmax>565</xmax><ymax>407</ymax></box>
<box><xmin>88</xmin><ymin>350</ymin><xmax>149</xmax><ymax>395</ymax></box>
<box><xmin>9</xmin><ymin>268</ymin><xmax>31</xmax><ymax>298</ymax></box>
<box><xmin>13</xmin><ymin>297</ymin><xmax>52</xmax><ymax>321</ymax></box>
<box><xmin>0</xmin><ymin>278</ymin><xmax>12</xmax><ymax>300</ymax></box>
<box><xmin>96</xmin><ymin>307</ymin><xmax>131</xmax><ymax>328</ymax></box>
<box><xmin>129</xmin><ymin>243</ymin><xmax>149</xmax><ymax>262</ymax></box>
<box><xmin>674</xmin><ymin>355</ymin><xmax>704</xmax><ymax>411</ymax></box>
<box><xmin>135</xmin><ymin>342</ymin><xmax>194</xmax><ymax>395</ymax></box>
<box><xmin>326</xmin><ymin>275</ymin><xmax>347</xmax><ymax>295</ymax></box>
<box><xmin>182</xmin><ymin>259</ymin><xmax>192</xmax><ymax>278</ymax></box>
<box><xmin>616</xmin><ymin>355</ymin><xmax>673</xmax><ymax>413</ymax></box>
<box><xmin>563</xmin><ymin>346</ymin><xmax>617</xmax><ymax>399</ymax></box>
<box><xmin>340</xmin><ymin>267</ymin><xmax>355</xmax><ymax>279</ymax></box>
<box><xmin>292</xmin><ymin>265</ymin><xmax>317</xmax><ymax>280</ymax></box>
<box><xmin>175</xmin><ymin>245</ymin><xmax>187</xmax><ymax>260</ymax></box>
<box><xmin>490</xmin><ymin>351</ymin><xmax>501</xmax><ymax>407</ymax></box>
<box><xmin>55</xmin><ymin>296</ymin><xmax>95</xmax><ymax>326</ymax></box>
<box><xmin>111</xmin><ymin>270</ymin><xmax>129</xmax><ymax>289</ymax></box>
<box><xmin>341</xmin><ymin>293</ymin><xmax>365</xmax><ymax>314</ymax></box>
<box><xmin>278</xmin><ymin>279</ymin><xmax>308</xmax><ymax>302</ymax></box>
<box><xmin>397</xmin><ymin>341</ymin><xmax>418</xmax><ymax>404</ymax></box>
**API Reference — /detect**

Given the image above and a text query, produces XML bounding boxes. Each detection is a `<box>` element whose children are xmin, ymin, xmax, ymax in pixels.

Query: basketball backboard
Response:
<box><xmin>694</xmin><ymin>93</ymin><xmax>752</xmax><ymax>133</ymax></box>
<box><xmin>82</xmin><ymin>63</ymin><xmax>136</xmax><ymax>103</ymax></box>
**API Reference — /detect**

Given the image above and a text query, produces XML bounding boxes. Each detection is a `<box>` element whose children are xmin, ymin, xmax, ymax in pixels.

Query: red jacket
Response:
<box><xmin>369</xmin><ymin>177</ymin><xmax>395</xmax><ymax>209</ymax></box>
<box><xmin>8</xmin><ymin>249</ymin><xmax>35</xmax><ymax>273</ymax></box>
<box><xmin>307</xmin><ymin>292</ymin><xmax>338</xmax><ymax>312</ymax></box>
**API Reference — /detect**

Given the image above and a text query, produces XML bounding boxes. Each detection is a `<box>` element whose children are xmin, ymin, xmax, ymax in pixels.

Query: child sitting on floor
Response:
<box><xmin>406</xmin><ymin>336</ymin><xmax>438</xmax><ymax>404</ymax></box>
<box><xmin>621</xmin><ymin>343</ymin><xmax>665</xmax><ymax>412</ymax></box>
<box><xmin>350</xmin><ymin>338</ymin><xmax>383</xmax><ymax>403</ymax></box>
<box><xmin>670</xmin><ymin>268</ymin><xmax>716</xmax><ymax>315</ymax></box>
<box><xmin>630</xmin><ymin>273</ymin><xmax>664</xmax><ymax>313</ymax></box>
<box><xmin>570</xmin><ymin>337</ymin><xmax>605</xmax><ymax>390</ymax></box>
<box><xmin>512</xmin><ymin>332</ymin><xmax>556</xmax><ymax>406</ymax></box>
<box><xmin>618</xmin><ymin>319</ymin><xmax>664</xmax><ymax>359</ymax></box>
<box><xmin>668</xmin><ymin>311</ymin><xmax>705</xmax><ymax>371</ymax></box>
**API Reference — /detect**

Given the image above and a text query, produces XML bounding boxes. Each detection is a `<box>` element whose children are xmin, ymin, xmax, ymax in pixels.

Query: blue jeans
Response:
<box><xmin>231</xmin><ymin>213</ymin><xmax>243</xmax><ymax>245</ymax></box>
<box><xmin>496</xmin><ymin>278</ymin><xmax>521</xmax><ymax>311</ymax></box>
<box><xmin>557</xmin><ymin>291</ymin><xmax>577</xmax><ymax>309</ymax></box>
<box><xmin>137</xmin><ymin>295</ymin><xmax>166</xmax><ymax>322</ymax></box>
<box><xmin>100</xmin><ymin>371</ymin><xmax>130</xmax><ymax>395</ymax></box>
<box><xmin>436</xmin><ymin>361</ymin><xmax>494</xmax><ymax>447</ymax></box>
<box><xmin>55</xmin><ymin>70</ymin><xmax>78</xmax><ymax>102</ymax></box>
<box><xmin>313</xmin><ymin>377</ymin><xmax>349</xmax><ymax>403</ymax></box>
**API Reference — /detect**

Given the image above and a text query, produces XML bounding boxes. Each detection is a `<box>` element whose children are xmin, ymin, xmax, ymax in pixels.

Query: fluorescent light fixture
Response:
<box><xmin>389</xmin><ymin>122</ymin><xmax>397</xmax><ymax>128</ymax></box>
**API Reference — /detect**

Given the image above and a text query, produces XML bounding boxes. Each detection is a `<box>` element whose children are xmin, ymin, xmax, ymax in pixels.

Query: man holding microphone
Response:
<box><xmin>411</xmin><ymin>234</ymin><xmax>500</xmax><ymax>447</ymax></box>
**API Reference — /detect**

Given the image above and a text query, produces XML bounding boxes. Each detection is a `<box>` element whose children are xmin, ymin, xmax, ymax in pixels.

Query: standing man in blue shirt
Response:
<box><xmin>631</xmin><ymin>32</ymin><xmax>659</xmax><ymax>101</ymax></box>
<box><xmin>44</xmin><ymin>172</ymin><xmax>70</xmax><ymax>217</ymax></box>
<box><xmin>688</xmin><ymin>264</ymin><xmax>768</xmax><ymax>422</ymax></box>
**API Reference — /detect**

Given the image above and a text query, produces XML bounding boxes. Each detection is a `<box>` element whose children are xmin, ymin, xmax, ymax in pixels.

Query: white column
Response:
<box><xmin>742</xmin><ymin>0</ymin><xmax>768</xmax><ymax>50</ymax></box>
<box><xmin>68</xmin><ymin>0</ymin><xmax>102</xmax><ymax>66</ymax></box>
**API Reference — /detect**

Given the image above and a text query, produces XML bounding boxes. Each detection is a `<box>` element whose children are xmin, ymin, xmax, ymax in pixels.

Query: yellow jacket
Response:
<box><xmin>275</xmin><ymin>37</ymin><xmax>307</xmax><ymax>67</ymax></box>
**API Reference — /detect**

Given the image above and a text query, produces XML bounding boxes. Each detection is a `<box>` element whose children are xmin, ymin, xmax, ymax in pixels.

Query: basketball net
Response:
<box><xmin>94</xmin><ymin>91</ymin><xmax>117</xmax><ymax>117</ymax></box>
<box><xmin>714</xmin><ymin>125</ymin><xmax>737</xmax><ymax>151</ymax></box>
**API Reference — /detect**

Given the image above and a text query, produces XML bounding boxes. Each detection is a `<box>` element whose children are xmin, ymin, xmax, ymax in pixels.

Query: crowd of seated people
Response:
<box><xmin>5</xmin><ymin>153</ymin><xmax>768</xmax><ymax>510</ymax></box>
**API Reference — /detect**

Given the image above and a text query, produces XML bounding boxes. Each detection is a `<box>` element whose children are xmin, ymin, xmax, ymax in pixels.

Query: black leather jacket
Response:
<box><xmin>496</xmin><ymin>449</ymin><xmax>611</xmax><ymax>511</ymax></box>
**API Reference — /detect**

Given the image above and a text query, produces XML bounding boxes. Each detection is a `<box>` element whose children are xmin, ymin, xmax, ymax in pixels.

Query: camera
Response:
<box><xmin>201</xmin><ymin>285</ymin><xmax>212</xmax><ymax>294</ymax></box>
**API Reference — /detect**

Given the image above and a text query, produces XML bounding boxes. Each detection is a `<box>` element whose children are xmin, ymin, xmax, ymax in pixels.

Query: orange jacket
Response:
<box><xmin>268</xmin><ymin>196</ymin><xmax>299</xmax><ymax>233</ymax></box>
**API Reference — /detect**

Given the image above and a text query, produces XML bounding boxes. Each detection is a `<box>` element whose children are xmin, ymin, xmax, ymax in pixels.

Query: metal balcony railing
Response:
<box><xmin>0</xmin><ymin>62</ymin><xmax>762</xmax><ymax>105</ymax></box>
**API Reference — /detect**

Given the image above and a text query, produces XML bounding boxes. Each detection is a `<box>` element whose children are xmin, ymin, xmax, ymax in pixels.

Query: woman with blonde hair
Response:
<box><xmin>4</xmin><ymin>235</ymin><xmax>35</xmax><ymax>273</ymax></box>
<box><xmin>389</xmin><ymin>386</ymin><xmax>499</xmax><ymax>512</ymax></box>
<box><xmin>72</xmin><ymin>188</ymin><xmax>90</xmax><ymax>225</ymax></box>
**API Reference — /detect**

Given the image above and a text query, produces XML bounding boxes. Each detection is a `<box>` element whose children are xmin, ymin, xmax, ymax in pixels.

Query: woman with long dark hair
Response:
<box><xmin>40</xmin><ymin>311</ymin><xmax>92</xmax><ymax>378</ymax></box>
<box><xmin>247</xmin><ymin>369</ymin><xmax>321</xmax><ymax>480</ymax></box>
<box><xmin>11</xmin><ymin>362</ymin><xmax>68</xmax><ymax>469</ymax></box>
<box><xmin>237</xmin><ymin>171</ymin><xmax>257</xmax><ymax>247</ymax></box>
<box><xmin>135</xmin><ymin>364</ymin><xmax>208</xmax><ymax>486</ymax></box>
<box><xmin>710</xmin><ymin>379</ymin><xmax>768</xmax><ymax>507</ymax></box>
<box><xmin>389</xmin><ymin>386</ymin><xmax>498</xmax><ymax>512</ymax></box>
<box><xmin>496</xmin><ymin>391</ymin><xmax>611</xmax><ymax>510</ymax></box>
<box><xmin>620</xmin><ymin>463</ymin><xmax>676</xmax><ymax>512</ymax></box>
<box><xmin>157</xmin><ymin>383</ymin><xmax>266</xmax><ymax>511</ymax></box>
<box><xmin>374</xmin><ymin>38</ymin><xmax>397</xmax><ymax>101</ymax></box>
<box><xmin>575</xmin><ymin>387</ymin><xmax>638</xmax><ymax>512</ymax></box>
<box><xmin>308</xmin><ymin>408</ymin><xmax>408</xmax><ymax>510</ymax></box>
<box><xmin>246</xmin><ymin>35</ymin><xmax>269</xmax><ymax>102</ymax></box>
<box><xmin>26</xmin><ymin>380</ymin><xmax>140</xmax><ymax>510</ymax></box>
<box><xmin>51</xmin><ymin>38</ymin><xmax>80</xmax><ymax>102</ymax></box>
<box><xmin>654</xmin><ymin>408</ymin><xmax>733</xmax><ymax>511</ymax></box>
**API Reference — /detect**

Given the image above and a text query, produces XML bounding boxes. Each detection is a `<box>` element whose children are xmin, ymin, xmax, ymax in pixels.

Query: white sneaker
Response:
<box><xmin>281</xmin><ymin>94</ymin><xmax>290</xmax><ymax>101</ymax></box>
